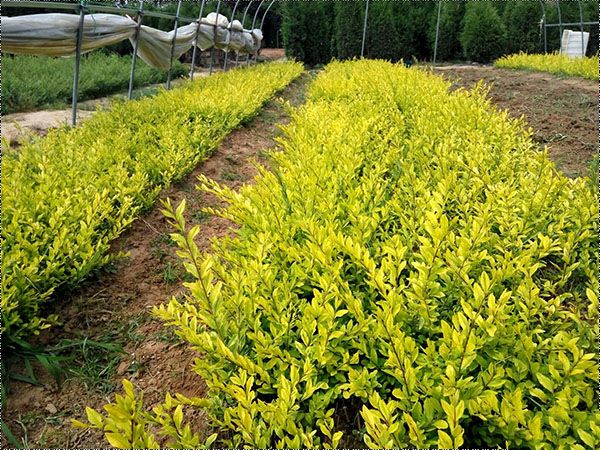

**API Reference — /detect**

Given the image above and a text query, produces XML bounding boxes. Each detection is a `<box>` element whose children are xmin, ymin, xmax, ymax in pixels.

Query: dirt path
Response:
<box><xmin>2</xmin><ymin>72</ymin><xmax>311</xmax><ymax>449</ymax></box>
<box><xmin>431</xmin><ymin>65</ymin><xmax>598</xmax><ymax>178</ymax></box>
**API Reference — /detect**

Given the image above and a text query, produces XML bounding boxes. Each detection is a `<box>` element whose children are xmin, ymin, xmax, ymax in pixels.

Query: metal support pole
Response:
<box><xmin>210</xmin><ymin>0</ymin><xmax>222</xmax><ymax>75</ymax></box>
<box><xmin>538</xmin><ymin>0</ymin><xmax>547</xmax><ymax>53</ymax></box>
<box><xmin>433</xmin><ymin>0</ymin><xmax>442</xmax><ymax>66</ymax></box>
<box><xmin>166</xmin><ymin>0</ymin><xmax>183</xmax><ymax>89</ymax></box>
<box><xmin>543</xmin><ymin>15</ymin><xmax>548</xmax><ymax>53</ymax></box>
<box><xmin>190</xmin><ymin>0</ymin><xmax>207</xmax><ymax>80</ymax></box>
<box><xmin>224</xmin><ymin>0</ymin><xmax>242</xmax><ymax>71</ymax></box>
<box><xmin>72</xmin><ymin>1</ymin><xmax>86</xmax><ymax>126</ymax></box>
<box><xmin>249</xmin><ymin>0</ymin><xmax>265</xmax><ymax>66</ymax></box>
<box><xmin>361</xmin><ymin>0</ymin><xmax>370</xmax><ymax>58</ymax></box>
<box><xmin>255</xmin><ymin>0</ymin><xmax>276</xmax><ymax>64</ymax></box>
<box><xmin>557</xmin><ymin>0</ymin><xmax>563</xmax><ymax>53</ymax></box>
<box><xmin>236</xmin><ymin>0</ymin><xmax>254</xmax><ymax>67</ymax></box>
<box><xmin>260</xmin><ymin>0</ymin><xmax>275</xmax><ymax>30</ymax></box>
<box><xmin>128</xmin><ymin>0</ymin><xmax>145</xmax><ymax>99</ymax></box>
<box><xmin>577</xmin><ymin>0</ymin><xmax>585</xmax><ymax>56</ymax></box>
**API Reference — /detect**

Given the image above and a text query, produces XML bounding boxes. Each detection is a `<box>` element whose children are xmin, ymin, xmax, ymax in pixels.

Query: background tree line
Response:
<box><xmin>281</xmin><ymin>0</ymin><xmax>599</xmax><ymax>66</ymax></box>
<box><xmin>3</xmin><ymin>0</ymin><xmax>597</xmax><ymax>64</ymax></box>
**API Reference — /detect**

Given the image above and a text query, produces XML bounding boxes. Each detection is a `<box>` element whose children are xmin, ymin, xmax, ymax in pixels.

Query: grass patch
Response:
<box><xmin>221</xmin><ymin>170</ymin><xmax>244</xmax><ymax>182</ymax></box>
<box><xmin>2</xmin><ymin>52</ymin><xmax>186</xmax><ymax>114</ymax></box>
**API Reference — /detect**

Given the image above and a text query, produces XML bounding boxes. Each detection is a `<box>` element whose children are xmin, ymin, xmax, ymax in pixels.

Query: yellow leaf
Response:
<box><xmin>105</xmin><ymin>432</ymin><xmax>131</xmax><ymax>449</ymax></box>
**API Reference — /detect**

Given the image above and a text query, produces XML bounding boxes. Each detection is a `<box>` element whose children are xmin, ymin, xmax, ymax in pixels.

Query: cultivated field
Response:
<box><xmin>3</xmin><ymin>58</ymin><xmax>597</xmax><ymax>449</ymax></box>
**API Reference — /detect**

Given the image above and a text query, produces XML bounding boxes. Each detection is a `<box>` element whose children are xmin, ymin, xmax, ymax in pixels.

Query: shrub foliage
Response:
<box><xmin>2</xmin><ymin>61</ymin><xmax>303</xmax><ymax>342</ymax></box>
<box><xmin>495</xmin><ymin>52</ymin><xmax>599</xmax><ymax>80</ymax></box>
<box><xmin>280</xmin><ymin>0</ymin><xmax>597</xmax><ymax>64</ymax></box>
<box><xmin>461</xmin><ymin>0</ymin><xmax>507</xmax><ymax>63</ymax></box>
<box><xmin>83</xmin><ymin>60</ymin><xmax>598</xmax><ymax>448</ymax></box>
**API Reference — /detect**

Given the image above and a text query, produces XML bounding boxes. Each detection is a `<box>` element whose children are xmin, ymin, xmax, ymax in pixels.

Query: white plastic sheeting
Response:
<box><xmin>2</xmin><ymin>12</ymin><xmax>264</xmax><ymax>70</ymax></box>
<box><xmin>134</xmin><ymin>23</ymin><xmax>198</xmax><ymax>70</ymax></box>
<box><xmin>560</xmin><ymin>29</ymin><xmax>590</xmax><ymax>58</ymax></box>
<box><xmin>2</xmin><ymin>13</ymin><xmax>137</xmax><ymax>56</ymax></box>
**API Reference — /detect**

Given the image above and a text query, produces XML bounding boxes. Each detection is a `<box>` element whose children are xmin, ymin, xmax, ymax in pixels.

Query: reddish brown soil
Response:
<box><xmin>431</xmin><ymin>65</ymin><xmax>598</xmax><ymax>178</ymax></box>
<box><xmin>2</xmin><ymin>73</ymin><xmax>311</xmax><ymax>449</ymax></box>
<box><xmin>258</xmin><ymin>48</ymin><xmax>286</xmax><ymax>60</ymax></box>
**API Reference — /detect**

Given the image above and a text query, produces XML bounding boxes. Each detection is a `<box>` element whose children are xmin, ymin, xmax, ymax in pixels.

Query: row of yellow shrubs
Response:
<box><xmin>84</xmin><ymin>60</ymin><xmax>598</xmax><ymax>448</ymax></box>
<box><xmin>495</xmin><ymin>52</ymin><xmax>598</xmax><ymax>80</ymax></box>
<box><xmin>2</xmin><ymin>61</ymin><xmax>304</xmax><ymax>343</ymax></box>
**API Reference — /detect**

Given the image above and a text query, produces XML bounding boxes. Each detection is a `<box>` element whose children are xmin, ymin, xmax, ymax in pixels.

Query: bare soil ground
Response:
<box><xmin>431</xmin><ymin>65</ymin><xmax>598</xmax><ymax>178</ymax></box>
<box><xmin>2</xmin><ymin>72</ymin><xmax>311</xmax><ymax>449</ymax></box>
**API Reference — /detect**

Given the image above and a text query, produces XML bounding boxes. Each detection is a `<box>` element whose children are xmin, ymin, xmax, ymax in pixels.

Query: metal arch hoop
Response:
<box><xmin>248</xmin><ymin>0</ymin><xmax>266</xmax><ymax>66</ymax></box>
<box><xmin>254</xmin><ymin>0</ymin><xmax>276</xmax><ymax>65</ymax></box>
<box><xmin>166</xmin><ymin>0</ymin><xmax>183</xmax><ymax>89</ymax></box>
<box><xmin>543</xmin><ymin>0</ymin><xmax>592</xmax><ymax>57</ymax></box>
<box><xmin>209</xmin><ymin>0</ymin><xmax>222</xmax><ymax>75</ymax></box>
<box><xmin>190</xmin><ymin>0</ymin><xmax>207</xmax><ymax>80</ymax></box>
<box><xmin>223</xmin><ymin>0</ymin><xmax>242</xmax><ymax>70</ymax></box>
<box><xmin>433</xmin><ymin>0</ymin><xmax>442</xmax><ymax>66</ymax></box>
<box><xmin>236</xmin><ymin>0</ymin><xmax>255</xmax><ymax>67</ymax></box>
<box><xmin>576</xmin><ymin>0</ymin><xmax>585</xmax><ymax>56</ymax></box>
<box><xmin>556</xmin><ymin>0</ymin><xmax>563</xmax><ymax>50</ymax></box>
<box><xmin>260</xmin><ymin>0</ymin><xmax>276</xmax><ymax>31</ymax></box>
<box><xmin>252</xmin><ymin>0</ymin><xmax>266</xmax><ymax>30</ymax></box>
<box><xmin>361</xmin><ymin>0</ymin><xmax>370</xmax><ymax>58</ymax></box>
<box><xmin>128</xmin><ymin>0</ymin><xmax>145</xmax><ymax>99</ymax></box>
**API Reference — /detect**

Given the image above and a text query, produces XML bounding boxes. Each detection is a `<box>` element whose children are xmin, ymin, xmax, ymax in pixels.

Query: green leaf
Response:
<box><xmin>577</xmin><ymin>429</ymin><xmax>596</xmax><ymax>448</ymax></box>
<box><xmin>71</xmin><ymin>419</ymin><xmax>90</xmax><ymax>429</ymax></box>
<box><xmin>536</xmin><ymin>373</ymin><xmax>555</xmax><ymax>392</ymax></box>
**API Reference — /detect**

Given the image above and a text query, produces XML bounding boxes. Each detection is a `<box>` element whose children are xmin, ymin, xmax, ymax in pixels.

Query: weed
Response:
<box><xmin>157</xmin><ymin>233</ymin><xmax>177</xmax><ymax>247</ymax></box>
<box><xmin>257</xmin><ymin>149</ymin><xmax>273</xmax><ymax>159</ymax></box>
<box><xmin>162</xmin><ymin>262</ymin><xmax>180</xmax><ymax>285</ymax></box>
<box><xmin>221</xmin><ymin>170</ymin><xmax>244</xmax><ymax>182</ymax></box>
<box><xmin>190</xmin><ymin>210</ymin><xmax>211</xmax><ymax>223</ymax></box>
<box><xmin>153</xmin><ymin>328</ymin><xmax>180</xmax><ymax>345</ymax></box>
<box><xmin>224</xmin><ymin>155</ymin><xmax>240</xmax><ymax>166</ymax></box>
<box><xmin>50</xmin><ymin>337</ymin><xmax>123</xmax><ymax>395</ymax></box>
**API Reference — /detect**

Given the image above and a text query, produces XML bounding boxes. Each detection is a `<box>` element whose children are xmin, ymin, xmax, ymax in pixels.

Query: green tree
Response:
<box><xmin>396</xmin><ymin>0</ymin><xmax>436</xmax><ymax>61</ymax></box>
<box><xmin>461</xmin><ymin>0</ymin><xmax>508</xmax><ymax>63</ymax></box>
<box><xmin>366</xmin><ymin>0</ymin><xmax>401</xmax><ymax>62</ymax></box>
<box><xmin>430</xmin><ymin>0</ymin><xmax>466</xmax><ymax>61</ymax></box>
<box><xmin>281</xmin><ymin>0</ymin><xmax>333</xmax><ymax>66</ymax></box>
<box><xmin>335</xmin><ymin>0</ymin><xmax>364</xmax><ymax>60</ymax></box>
<box><xmin>503</xmin><ymin>0</ymin><xmax>544</xmax><ymax>54</ymax></box>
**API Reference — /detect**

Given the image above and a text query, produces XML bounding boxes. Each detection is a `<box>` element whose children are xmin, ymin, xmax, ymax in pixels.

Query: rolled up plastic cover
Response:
<box><xmin>2</xmin><ymin>13</ymin><xmax>137</xmax><ymax>56</ymax></box>
<box><xmin>134</xmin><ymin>23</ymin><xmax>198</xmax><ymax>70</ymax></box>
<box><xmin>2</xmin><ymin>12</ymin><xmax>264</xmax><ymax>70</ymax></box>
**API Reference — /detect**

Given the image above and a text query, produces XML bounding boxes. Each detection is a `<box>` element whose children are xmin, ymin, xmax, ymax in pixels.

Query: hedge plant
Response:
<box><xmin>2</xmin><ymin>61</ymin><xmax>303</xmax><ymax>343</ymax></box>
<box><xmin>82</xmin><ymin>59</ymin><xmax>598</xmax><ymax>449</ymax></box>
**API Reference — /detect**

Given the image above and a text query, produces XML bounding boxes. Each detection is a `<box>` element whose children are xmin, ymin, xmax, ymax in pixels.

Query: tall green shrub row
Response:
<box><xmin>460</xmin><ymin>1</ymin><xmax>507</xmax><ymax>63</ymax></box>
<box><xmin>334</xmin><ymin>0</ymin><xmax>364</xmax><ymax>60</ymax></box>
<box><xmin>281</xmin><ymin>0</ymin><xmax>334</xmax><ymax>66</ymax></box>
<box><xmin>281</xmin><ymin>0</ymin><xmax>599</xmax><ymax>65</ymax></box>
